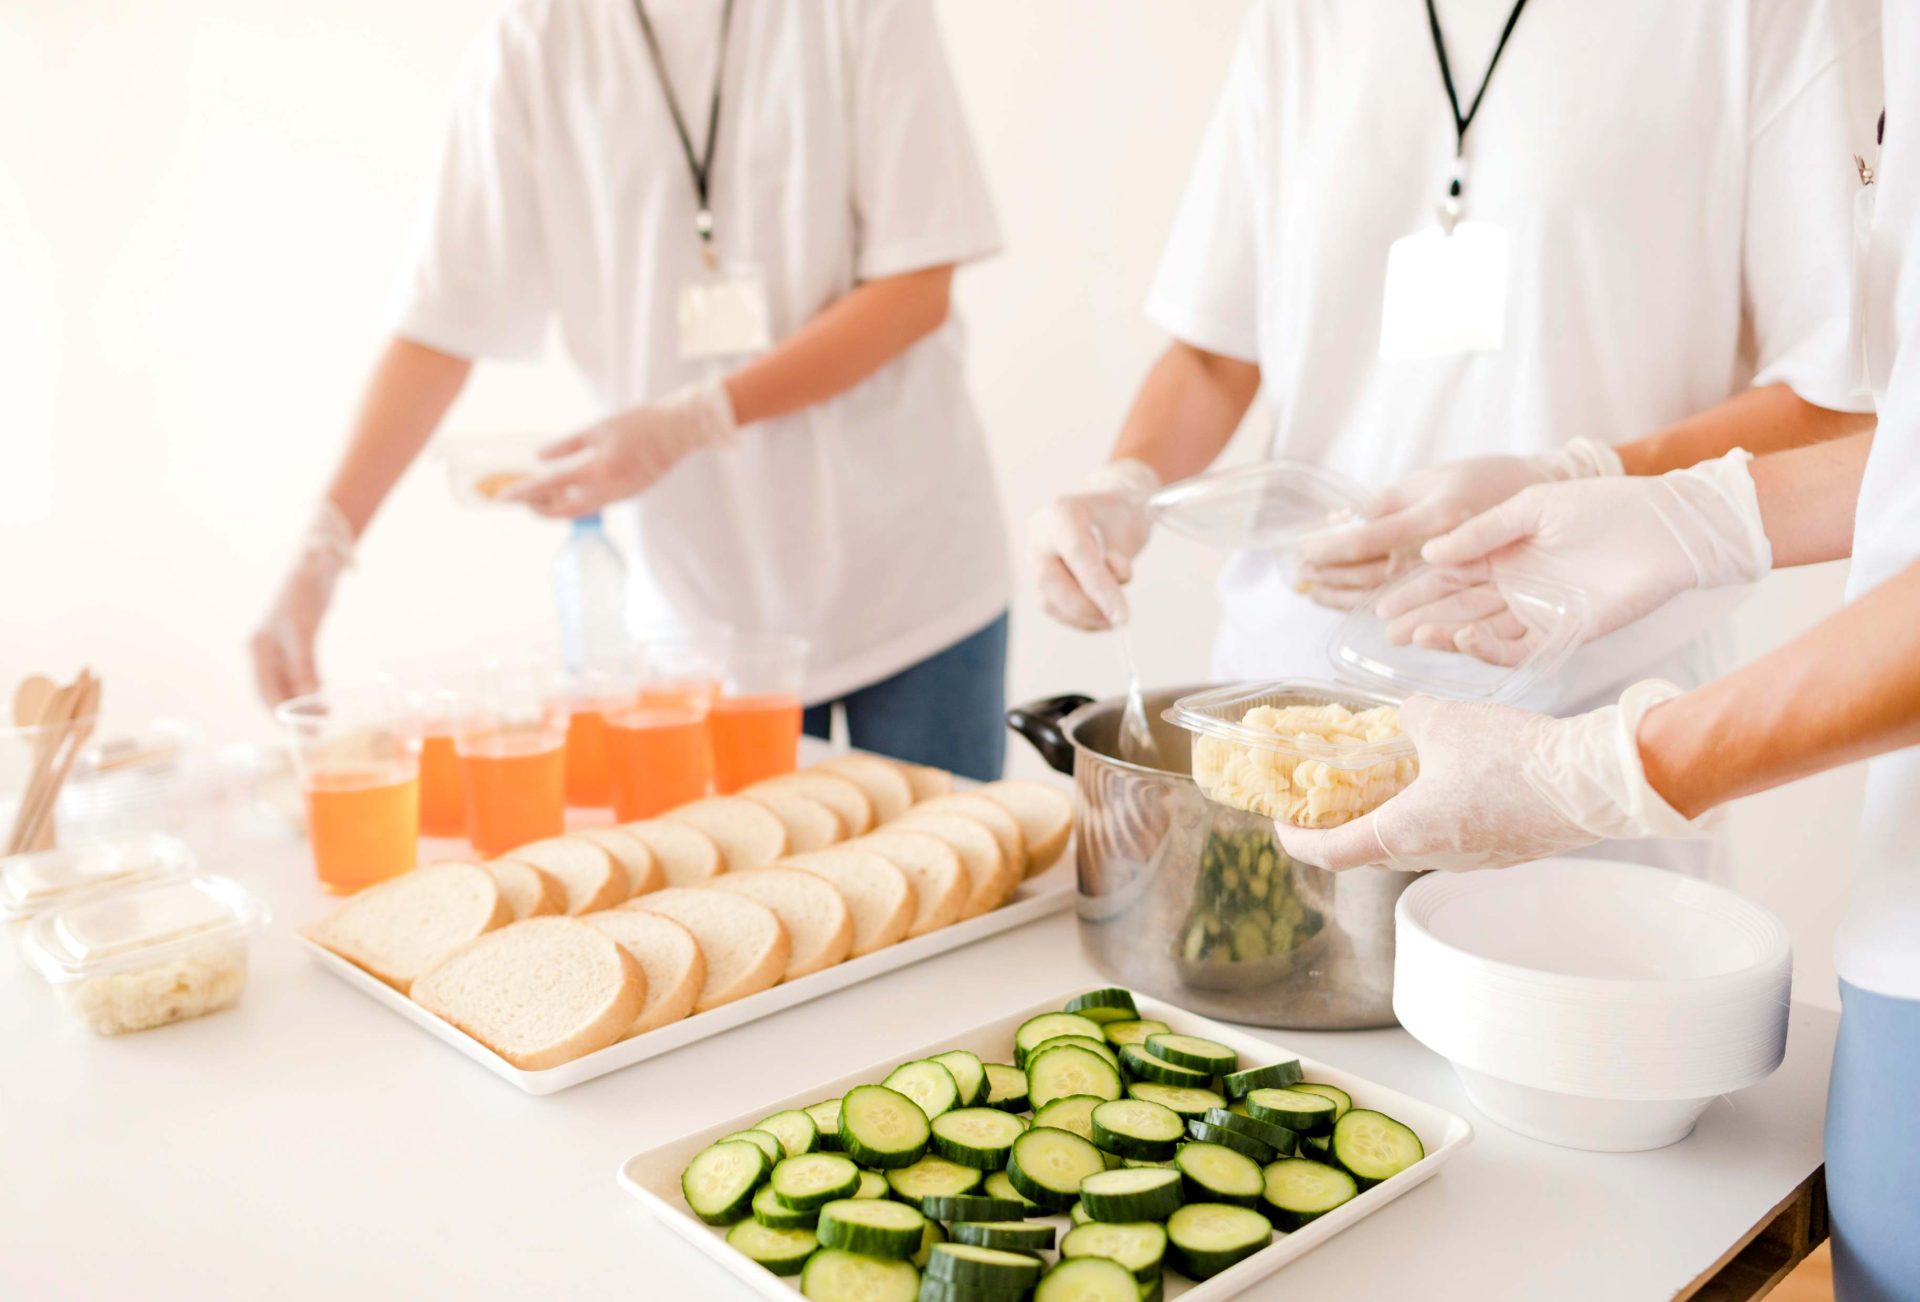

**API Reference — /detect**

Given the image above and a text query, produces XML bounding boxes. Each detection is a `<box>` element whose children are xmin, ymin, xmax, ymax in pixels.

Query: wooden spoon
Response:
<box><xmin>12</xmin><ymin>675</ymin><xmax>54</xmax><ymax>729</ymax></box>
<box><xmin>10</xmin><ymin>672</ymin><xmax>99</xmax><ymax>855</ymax></box>
<box><xmin>6</xmin><ymin>676</ymin><xmax>73</xmax><ymax>854</ymax></box>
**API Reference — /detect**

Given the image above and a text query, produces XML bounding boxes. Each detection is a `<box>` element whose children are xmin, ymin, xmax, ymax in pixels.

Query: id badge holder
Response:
<box><xmin>678</xmin><ymin>262</ymin><xmax>772</xmax><ymax>360</ymax></box>
<box><xmin>1845</xmin><ymin>173</ymin><xmax>1877</xmax><ymax>396</ymax></box>
<box><xmin>1379</xmin><ymin>219</ymin><xmax>1510</xmax><ymax>361</ymax></box>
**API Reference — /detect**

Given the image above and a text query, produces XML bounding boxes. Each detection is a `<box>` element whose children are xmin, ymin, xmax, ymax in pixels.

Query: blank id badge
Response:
<box><xmin>678</xmin><ymin>262</ymin><xmax>772</xmax><ymax>360</ymax></box>
<box><xmin>1379</xmin><ymin>221</ymin><xmax>1510</xmax><ymax>361</ymax></box>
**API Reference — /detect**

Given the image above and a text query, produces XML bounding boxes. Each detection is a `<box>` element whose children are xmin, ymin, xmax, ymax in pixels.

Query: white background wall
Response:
<box><xmin>1</xmin><ymin>0</ymin><xmax>1862</xmax><ymax>1006</ymax></box>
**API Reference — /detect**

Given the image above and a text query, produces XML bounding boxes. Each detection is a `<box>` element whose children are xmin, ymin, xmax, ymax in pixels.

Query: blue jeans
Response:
<box><xmin>1827</xmin><ymin>980</ymin><xmax>1920</xmax><ymax>1301</ymax></box>
<box><xmin>804</xmin><ymin>612</ymin><xmax>1008</xmax><ymax>782</ymax></box>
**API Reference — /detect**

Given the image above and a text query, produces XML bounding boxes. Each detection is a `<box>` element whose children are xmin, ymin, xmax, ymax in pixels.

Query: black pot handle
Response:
<box><xmin>1006</xmin><ymin>694</ymin><xmax>1092</xmax><ymax>776</ymax></box>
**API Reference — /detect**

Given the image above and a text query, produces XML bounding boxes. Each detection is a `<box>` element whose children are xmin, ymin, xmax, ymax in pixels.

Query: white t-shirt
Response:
<box><xmin>1150</xmin><ymin>0</ymin><xmax>1873</xmax><ymax>715</ymax></box>
<box><xmin>397</xmin><ymin>0</ymin><xmax>1009</xmax><ymax>703</ymax></box>
<box><xmin>1839</xmin><ymin>3</ymin><xmax>1920</xmax><ymax>1001</ymax></box>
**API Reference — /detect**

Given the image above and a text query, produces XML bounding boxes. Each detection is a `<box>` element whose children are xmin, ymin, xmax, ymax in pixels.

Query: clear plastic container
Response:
<box><xmin>22</xmin><ymin>874</ymin><xmax>269</xmax><ymax>1035</ymax></box>
<box><xmin>1148</xmin><ymin>459</ymin><xmax>1367</xmax><ymax>552</ymax></box>
<box><xmin>0</xmin><ymin>832</ymin><xmax>197</xmax><ymax>922</ymax></box>
<box><xmin>437</xmin><ymin>434</ymin><xmax>550</xmax><ymax>506</ymax></box>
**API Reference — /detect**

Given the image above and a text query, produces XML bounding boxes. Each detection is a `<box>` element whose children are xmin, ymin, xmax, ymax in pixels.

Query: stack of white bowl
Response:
<box><xmin>1393</xmin><ymin>857</ymin><xmax>1792</xmax><ymax>1152</ymax></box>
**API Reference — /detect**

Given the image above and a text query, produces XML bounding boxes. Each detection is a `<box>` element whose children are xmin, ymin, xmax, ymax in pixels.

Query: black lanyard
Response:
<box><xmin>1423</xmin><ymin>0</ymin><xmax>1531</xmax><ymax>202</ymax></box>
<box><xmin>631</xmin><ymin>0</ymin><xmax>737</xmax><ymax>256</ymax></box>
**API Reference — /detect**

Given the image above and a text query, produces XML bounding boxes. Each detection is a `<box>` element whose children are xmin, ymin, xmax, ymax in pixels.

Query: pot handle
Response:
<box><xmin>1006</xmin><ymin>694</ymin><xmax>1092</xmax><ymax>776</ymax></box>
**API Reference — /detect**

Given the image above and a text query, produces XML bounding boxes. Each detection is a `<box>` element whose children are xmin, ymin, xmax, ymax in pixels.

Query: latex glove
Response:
<box><xmin>1028</xmin><ymin>459</ymin><xmax>1161</xmax><ymax>629</ymax></box>
<box><xmin>1376</xmin><ymin>448</ymin><xmax>1772</xmax><ymax>667</ymax></box>
<box><xmin>507</xmin><ymin>377</ymin><xmax>737</xmax><ymax>518</ymax></box>
<box><xmin>1275</xmin><ymin>683</ymin><xmax>1711</xmax><ymax>872</ymax></box>
<box><xmin>1295</xmin><ymin>439</ymin><xmax>1623</xmax><ymax>610</ymax></box>
<box><xmin>249</xmin><ymin>500</ymin><xmax>354</xmax><ymax>707</ymax></box>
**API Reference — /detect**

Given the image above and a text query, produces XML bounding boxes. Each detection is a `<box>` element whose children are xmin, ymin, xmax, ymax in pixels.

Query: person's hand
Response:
<box><xmin>249</xmin><ymin>501</ymin><xmax>354</xmax><ymax>707</ymax></box>
<box><xmin>1028</xmin><ymin>460</ymin><xmax>1161</xmax><ymax>629</ymax></box>
<box><xmin>1295</xmin><ymin>440</ymin><xmax>1623</xmax><ymax>610</ymax></box>
<box><xmin>1274</xmin><ymin>683</ymin><xmax>1710</xmax><ymax>872</ymax></box>
<box><xmin>1376</xmin><ymin>448</ymin><xmax>1772</xmax><ymax>667</ymax></box>
<box><xmin>507</xmin><ymin>378</ymin><xmax>737</xmax><ymax>518</ymax></box>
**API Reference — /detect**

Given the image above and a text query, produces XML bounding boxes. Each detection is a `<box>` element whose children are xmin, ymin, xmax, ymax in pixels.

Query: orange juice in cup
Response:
<box><xmin>416</xmin><ymin>732</ymin><xmax>466</xmax><ymax>837</ymax></box>
<box><xmin>276</xmin><ymin>688</ymin><xmax>420</xmax><ymax>893</ymax></box>
<box><xmin>449</xmin><ymin>666</ymin><xmax>568</xmax><ymax>856</ymax></box>
<box><xmin>606</xmin><ymin>705</ymin><xmax>712</xmax><ymax>819</ymax></box>
<box><xmin>712</xmin><ymin>634</ymin><xmax>807</xmax><ymax>793</ymax></box>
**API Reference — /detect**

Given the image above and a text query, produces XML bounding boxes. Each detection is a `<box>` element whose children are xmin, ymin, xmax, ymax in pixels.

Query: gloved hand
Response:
<box><xmin>507</xmin><ymin>377</ymin><xmax>737</xmax><ymax>518</ymax></box>
<box><xmin>1028</xmin><ymin>459</ymin><xmax>1161</xmax><ymax>629</ymax></box>
<box><xmin>249</xmin><ymin>500</ymin><xmax>355</xmax><ymax>707</ymax></box>
<box><xmin>1376</xmin><ymin>448</ymin><xmax>1772</xmax><ymax>666</ymax></box>
<box><xmin>1274</xmin><ymin>683</ymin><xmax>1711</xmax><ymax>872</ymax></box>
<box><xmin>1295</xmin><ymin>439</ymin><xmax>1623</xmax><ymax>610</ymax></box>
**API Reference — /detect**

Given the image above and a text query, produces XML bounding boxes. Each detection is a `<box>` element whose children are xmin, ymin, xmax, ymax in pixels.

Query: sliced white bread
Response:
<box><xmin>845</xmin><ymin>830</ymin><xmax>968</xmax><ymax>937</ymax></box>
<box><xmin>709</xmin><ymin>867</ymin><xmax>854</xmax><ymax>980</ymax></box>
<box><xmin>889</xmin><ymin>811</ymin><xmax>1014</xmax><ymax>917</ymax></box>
<box><xmin>483</xmin><ymin>859</ymin><xmax>565</xmax><ymax>920</ymax></box>
<box><xmin>302</xmin><ymin>861</ymin><xmax>511</xmax><ymax>995</ymax></box>
<box><xmin>741</xmin><ymin>788</ymin><xmax>846</xmax><ymax>855</ymax></box>
<box><xmin>664</xmin><ymin>797</ymin><xmax>789</xmax><ymax>874</ymax></box>
<box><xmin>501</xmin><ymin>837</ymin><xmax>627</xmax><ymax>915</ymax></box>
<box><xmin>411</xmin><ymin>917</ymin><xmax>644</xmax><ymax>1070</ymax></box>
<box><xmin>569</xmin><ymin>826</ymin><xmax>666</xmax><ymax>896</ymax></box>
<box><xmin>812</xmin><ymin>754</ymin><xmax>914</xmax><ymax>823</ymax></box>
<box><xmin>627</xmin><ymin>887</ymin><xmax>790</xmax><ymax>1011</ymax></box>
<box><xmin>980</xmin><ymin>780</ymin><xmax>1074</xmax><ymax>876</ymax></box>
<box><xmin>900</xmin><ymin>763</ymin><xmax>955</xmax><ymax>803</ymax></box>
<box><xmin>751</xmin><ymin>772</ymin><xmax>876</xmax><ymax>836</ymax></box>
<box><xmin>619</xmin><ymin>820</ymin><xmax>724</xmax><ymax>888</ymax></box>
<box><xmin>784</xmin><ymin>849</ymin><xmax>915</xmax><ymax>957</ymax></box>
<box><xmin>585</xmin><ymin>909</ymin><xmax>706</xmax><ymax>1036</ymax></box>
<box><xmin>904</xmin><ymin>794</ymin><xmax>1029</xmax><ymax>881</ymax></box>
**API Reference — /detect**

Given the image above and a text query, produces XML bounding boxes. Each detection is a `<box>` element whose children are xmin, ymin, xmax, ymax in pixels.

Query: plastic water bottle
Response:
<box><xmin>553</xmin><ymin>513</ymin><xmax>629</xmax><ymax>669</ymax></box>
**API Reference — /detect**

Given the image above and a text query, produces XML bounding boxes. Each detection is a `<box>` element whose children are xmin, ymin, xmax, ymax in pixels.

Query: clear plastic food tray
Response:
<box><xmin>0</xmin><ymin>832</ymin><xmax>198</xmax><ymax>921</ymax></box>
<box><xmin>437</xmin><ymin>433</ymin><xmax>551</xmax><ymax>506</ymax></box>
<box><xmin>1148</xmin><ymin>459</ymin><xmax>1366</xmax><ymax>553</ymax></box>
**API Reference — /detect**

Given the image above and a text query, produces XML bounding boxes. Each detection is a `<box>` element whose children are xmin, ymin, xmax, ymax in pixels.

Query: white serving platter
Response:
<box><xmin>297</xmin><ymin>857</ymin><xmax>1075</xmax><ymax>1095</ymax></box>
<box><xmin>617</xmin><ymin>987</ymin><xmax>1474</xmax><ymax>1299</ymax></box>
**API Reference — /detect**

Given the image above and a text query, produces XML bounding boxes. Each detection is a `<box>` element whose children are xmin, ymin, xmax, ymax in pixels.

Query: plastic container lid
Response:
<box><xmin>1147</xmin><ymin>459</ymin><xmax>1367</xmax><ymax>552</ymax></box>
<box><xmin>0</xmin><ymin>833</ymin><xmax>198</xmax><ymax>921</ymax></box>
<box><xmin>22</xmin><ymin>874</ymin><xmax>270</xmax><ymax>982</ymax></box>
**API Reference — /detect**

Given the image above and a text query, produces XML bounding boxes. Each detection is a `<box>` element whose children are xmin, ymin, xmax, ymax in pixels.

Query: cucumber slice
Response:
<box><xmin>1144</xmin><ymin>1033</ymin><xmax>1237</xmax><ymax>1074</ymax></box>
<box><xmin>1064</xmin><ymin>987</ymin><xmax>1139</xmax><ymax>1023</ymax></box>
<box><xmin>1291</xmin><ymin>1081</ymin><xmax>1353</xmax><ymax>1121</ymax></box>
<box><xmin>839</xmin><ymin>1084</ymin><xmax>931</xmax><ymax>1169</ymax></box>
<box><xmin>1165</xmin><ymin>1202</ymin><xmax>1272</xmax><ymax>1279</ymax></box>
<box><xmin>1126</xmin><ymin>1082</ymin><xmax>1226</xmax><ymax>1117</ymax></box>
<box><xmin>804</xmin><ymin>1098</ymin><xmax>844</xmax><ymax>1151</ymax></box>
<box><xmin>1060</xmin><ymin>1221</ymin><xmax>1169</xmax><ymax>1282</ymax></box>
<box><xmin>1015</xmin><ymin>1012</ymin><xmax>1107</xmax><ymax>1066</ymax></box>
<box><xmin>1103</xmin><ymin>1018</ymin><xmax>1171</xmax><ymax>1049</ymax></box>
<box><xmin>1201</xmin><ymin>1108</ymin><xmax>1298</xmax><ymax>1156</ymax></box>
<box><xmin>1007</xmin><ymin>1127</ymin><xmax>1107</xmax><ymax>1210</ymax></box>
<box><xmin>1331</xmin><ymin>1109</ymin><xmax>1424</xmax><ymax>1188</ymax></box>
<box><xmin>754</xmin><ymin>1108</ymin><xmax>820</xmax><ymax>1157</ymax></box>
<box><xmin>918</xmin><ymin>1192</ymin><xmax>1031</xmax><ymax>1222</ymax></box>
<box><xmin>925</xmin><ymin>1242</ymin><xmax>1044</xmax><ymax>1289</ymax></box>
<box><xmin>1038</xmin><ymin>1256</ymin><xmax>1142</xmax><ymax>1300</ymax></box>
<box><xmin>853</xmin><ymin>1169</ymin><xmax>890</xmax><ymax>1199</ymax></box>
<box><xmin>982</xmin><ymin>1171</ymin><xmax>1038</xmax><ymax>1210</ymax></box>
<box><xmin>1030</xmin><ymin>1034</ymin><xmax>1124</xmax><ymax>1073</ymax></box>
<box><xmin>930</xmin><ymin>1107</ymin><xmax>1028</xmax><ymax>1170</ymax></box>
<box><xmin>929</xmin><ymin>1050</ymin><xmax>988</xmax><ymax>1107</ymax></box>
<box><xmin>1123</xmin><ymin>1157</ymin><xmax>1175</xmax><ymax>1169</ymax></box>
<box><xmin>1119</xmin><ymin>1044</ymin><xmax>1212</xmax><ymax>1087</ymax></box>
<box><xmin>752</xmin><ymin>1182</ymin><xmax>818</xmax><ymax>1229</ymax></box>
<box><xmin>1031</xmin><ymin>1094</ymin><xmax>1104</xmax><ymax>1143</ymax></box>
<box><xmin>1261</xmin><ymin>1157</ymin><xmax>1358</xmax><ymax>1230</ymax></box>
<box><xmin>983</xmin><ymin>1063</ymin><xmax>1030</xmax><ymax>1113</ymax></box>
<box><xmin>1173</xmin><ymin>1141</ymin><xmax>1263</xmax><ymax>1208</ymax></box>
<box><xmin>883</xmin><ymin>1059</ymin><xmax>961</xmax><ymax>1121</ymax></box>
<box><xmin>816</xmin><ymin>1197</ymin><xmax>927</xmax><ymax>1257</ymax></box>
<box><xmin>1302</xmin><ymin>1133</ymin><xmax>1332</xmax><ymax>1159</ymax></box>
<box><xmin>1244</xmin><ymin>1087</ymin><xmax>1337</xmax><ymax>1135</ymax></box>
<box><xmin>1028</xmin><ymin>1044</ymin><xmax>1125</xmax><ymax>1108</ymax></box>
<box><xmin>951</xmin><ymin>1220</ymin><xmax>1056</xmax><ymax>1252</ymax></box>
<box><xmin>718</xmin><ymin>1129</ymin><xmax>784</xmax><ymax>1166</ymax></box>
<box><xmin>913</xmin><ymin>1219</ymin><xmax>946</xmax><ymax>1268</ymax></box>
<box><xmin>1068</xmin><ymin>1200</ymin><xmax>1093</xmax><ymax>1226</ymax></box>
<box><xmin>1221</xmin><ymin>1059</ymin><xmax>1303</xmax><ymax>1099</ymax></box>
<box><xmin>723</xmin><ymin>1219</ymin><xmax>818</xmax><ymax>1275</ymax></box>
<box><xmin>1090</xmin><ymin>1098</ymin><xmax>1185</xmax><ymax>1161</ymax></box>
<box><xmin>883</xmin><ymin>1155</ymin><xmax>983</xmax><ymax>1210</ymax></box>
<box><xmin>798</xmin><ymin>1248</ymin><xmax>918</xmax><ymax>1302</ymax></box>
<box><xmin>1186</xmin><ymin>1119</ymin><xmax>1278</xmax><ymax>1163</ymax></box>
<box><xmin>1078</xmin><ymin>1167</ymin><xmax>1184</xmax><ymax>1222</ymax></box>
<box><xmin>680</xmin><ymin>1140</ymin><xmax>769</xmax><ymax>1225</ymax></box>
<box><xmin>770</xmin><ymin>1152</ymin><xmax>861</xmax><ymax>1212</ymax></box>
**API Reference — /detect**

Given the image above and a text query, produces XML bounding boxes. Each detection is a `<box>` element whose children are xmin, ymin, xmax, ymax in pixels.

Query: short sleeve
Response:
<box><xmin>391</xmin><ymin>16</ymin><xmax>552</xmax><ymax>361</ymax></box>
<box><xmin>1741</xmin><ymin>0</ymin><xmax>1881</xmax><ymax>412</ymax></box>
<box><xmin>849</xmin><ymin>0</ymin><xmax>1003</xmax><ymax>281</ymax></box>
<box><xmin>1144</xmin><ymin>1</ymin><xmax>1268</xmax><ymax>364</ymax></box>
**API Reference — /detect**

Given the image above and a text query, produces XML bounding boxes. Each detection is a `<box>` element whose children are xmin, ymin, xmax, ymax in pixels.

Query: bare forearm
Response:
<box><xmin>1110</xmin><ymin>341</ymin><xmax>1261</xmax><ymax>484</ymax></box>
<box><xmin>1615</xmin><ymin>383</ymin><xmax>1873</xmax><ymax>476</ymax></box>
<box><xmin>724</xmin><ymin>266</ymin><xmax>954</xmax><ymax>426</ymax></box>
<box><xmin>326</xmin><ymin>337</ymin><xmax>472</xmax><ymax>536</ymax></box>
<box><xmin>1639</xmin><ymin>560</ymin><xmax>1920</xmax><ymax>818</ymax></box>
<box><xmin>1749</xmin><ymin>431</ymin><xmax>1874</xmax><ymax>567</ymax></box>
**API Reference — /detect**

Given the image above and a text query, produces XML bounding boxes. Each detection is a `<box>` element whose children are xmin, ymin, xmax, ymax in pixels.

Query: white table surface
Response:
<box><xmin>1</xmin><ymin>836</ymin><xmax>1834</xmax><ymax>1302</ymax></box>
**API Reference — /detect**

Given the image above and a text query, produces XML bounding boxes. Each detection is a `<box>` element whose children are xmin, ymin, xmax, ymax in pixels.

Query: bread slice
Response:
<box><xmin>751</xmin><ymin>772</ymin><xmax>876</xmax><ymax>836</ymax></box>
<box><xmin>664</xmin><ymin>797</ymin><xmax>789</xmax><ymax>874</ymax></box>
<box><xmin>889</xmin><ymin>811</ymin><xmax>1014</xmax><ymax>918</ymax></box>
<box><xmin>901</xmin><ymin>763</ymin><xmax>955</xmax><ymax>803</ymax></box>
<box><xmin>980</xmin><ymin>780</ymin><xmax>1074</xmax><ymax>876</ymax></box>
<box><xmin>619</xmin><ymin>820</ymin><xmax>724</xmax><ymax>888</ymax></box>
<box><xmin>845</xmin><ymin>830</ymin><xmax>967</xmax><ymax>937</ymax></box>
<box><xmin>905</xmin><ymin>795</ymin><xmax>1029</xmax><ymax>881</ymax></box>
<box><xmin>742</xmin><ymin>788</ymin><xmax>846</xmax><ymax>855</ymax></box>
<box><xmin>501</xmin><ymin>838</ymin><xmax>626</xmax><ymax>914</ymax></box>
<box><xmin>812</xmin><ymin>754</ymin><xmax>914</xmax><ymax>823</ymax></box>
<box><xmin>627</xmin><ymin>888</ymin><xmax>789</xmax><ymax>1011</ymax></box>
<box><xmin>302</xmin><ymin>861</ymin><xmax>511</xmax><ymax>994</ymax></box>
<box><xmin>585</xmin><ymin>909</ymin><xmax>705</xmax><ymax>1036</ymax></box>
<box><xmin>570</xmin><ymin>827</ymin><xmax>665</xmax><ymax>896</ymax></box>
<box><xmin>411</xmin><ymin>917</ymin><xmax>644</xmax><ymax>1070</ymax></box>
<box><xmin>785</xmin><ymin>850</ymin><xmax>915</xmax><ymax>957</ymax></box>
<box><xmin>710</xmin><ymin>867</ymin><xmax>854</xmax><ymax>980</ymax></box>
<box><xmin>483</xmin><ymin>859</ymin><xmax>565</xmax><ymax>920</ymax></box>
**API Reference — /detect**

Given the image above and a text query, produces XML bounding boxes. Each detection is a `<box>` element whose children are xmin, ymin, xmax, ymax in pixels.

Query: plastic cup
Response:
<box><xmin>711</xmin><ymin>634</ymin><xmax>807</xmax><ymax>793</ymax></box>
<box><xmin>561</xmin><ymin>664</ymin><xmax>634</xmax><ymax>810</ymax></box>
<box><xmin>447</xmin><ymin>666</ymin><xmax>568</xmax><ymax>857</ymax></box>
<box><xmin>276</xmin><ymin>688</ymin><xmax>420</xmax><ymax>893</ymax></box>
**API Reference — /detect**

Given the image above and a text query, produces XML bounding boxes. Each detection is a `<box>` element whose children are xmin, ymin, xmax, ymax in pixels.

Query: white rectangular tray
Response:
<box><xmin>617</xmin><ymin>988</ymin><xmax>1474</xmax><ymax>1299</ymax></box>
<box><xmin>298</xmin><ymin>859</ymin><xmax>1075</xmax><ymax>1094</ymax></box>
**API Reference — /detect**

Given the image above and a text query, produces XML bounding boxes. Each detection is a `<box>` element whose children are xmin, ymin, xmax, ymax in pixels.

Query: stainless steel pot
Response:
<box><xmin>1008</xmin><ymin>687</ymin><xmax>1417</xmax><ymax>1030</ymax></box>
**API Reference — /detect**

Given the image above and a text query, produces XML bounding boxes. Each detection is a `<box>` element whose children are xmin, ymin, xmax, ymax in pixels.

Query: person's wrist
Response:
<box><xmin>1531</xmin><ymin>438</ymin><xmax>1625</xmax><ymax>483</ymax></box>
<box><xmin>1083</xmin><ymin>458</ymin><xmax>1161</xmax><ymax>502</ymax></box>
<box><xmin>1653</xmin><ymin>449</ymin><xmax>1772</xmax><ymax>589</ymax></box>
<box><xmin>665</xmin><ymin>376</ymin><xmax>739</xmax><ymax>448</ymax></box>
<box><xmin>295</xmin><ymin>499</ymin><xmax>355</xmax><ymax>578</ymax></box>
<box><xmin>1635</xmin><ymin>691</ymin><xmax>1717</xmax><ymax>821</ymax></box>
